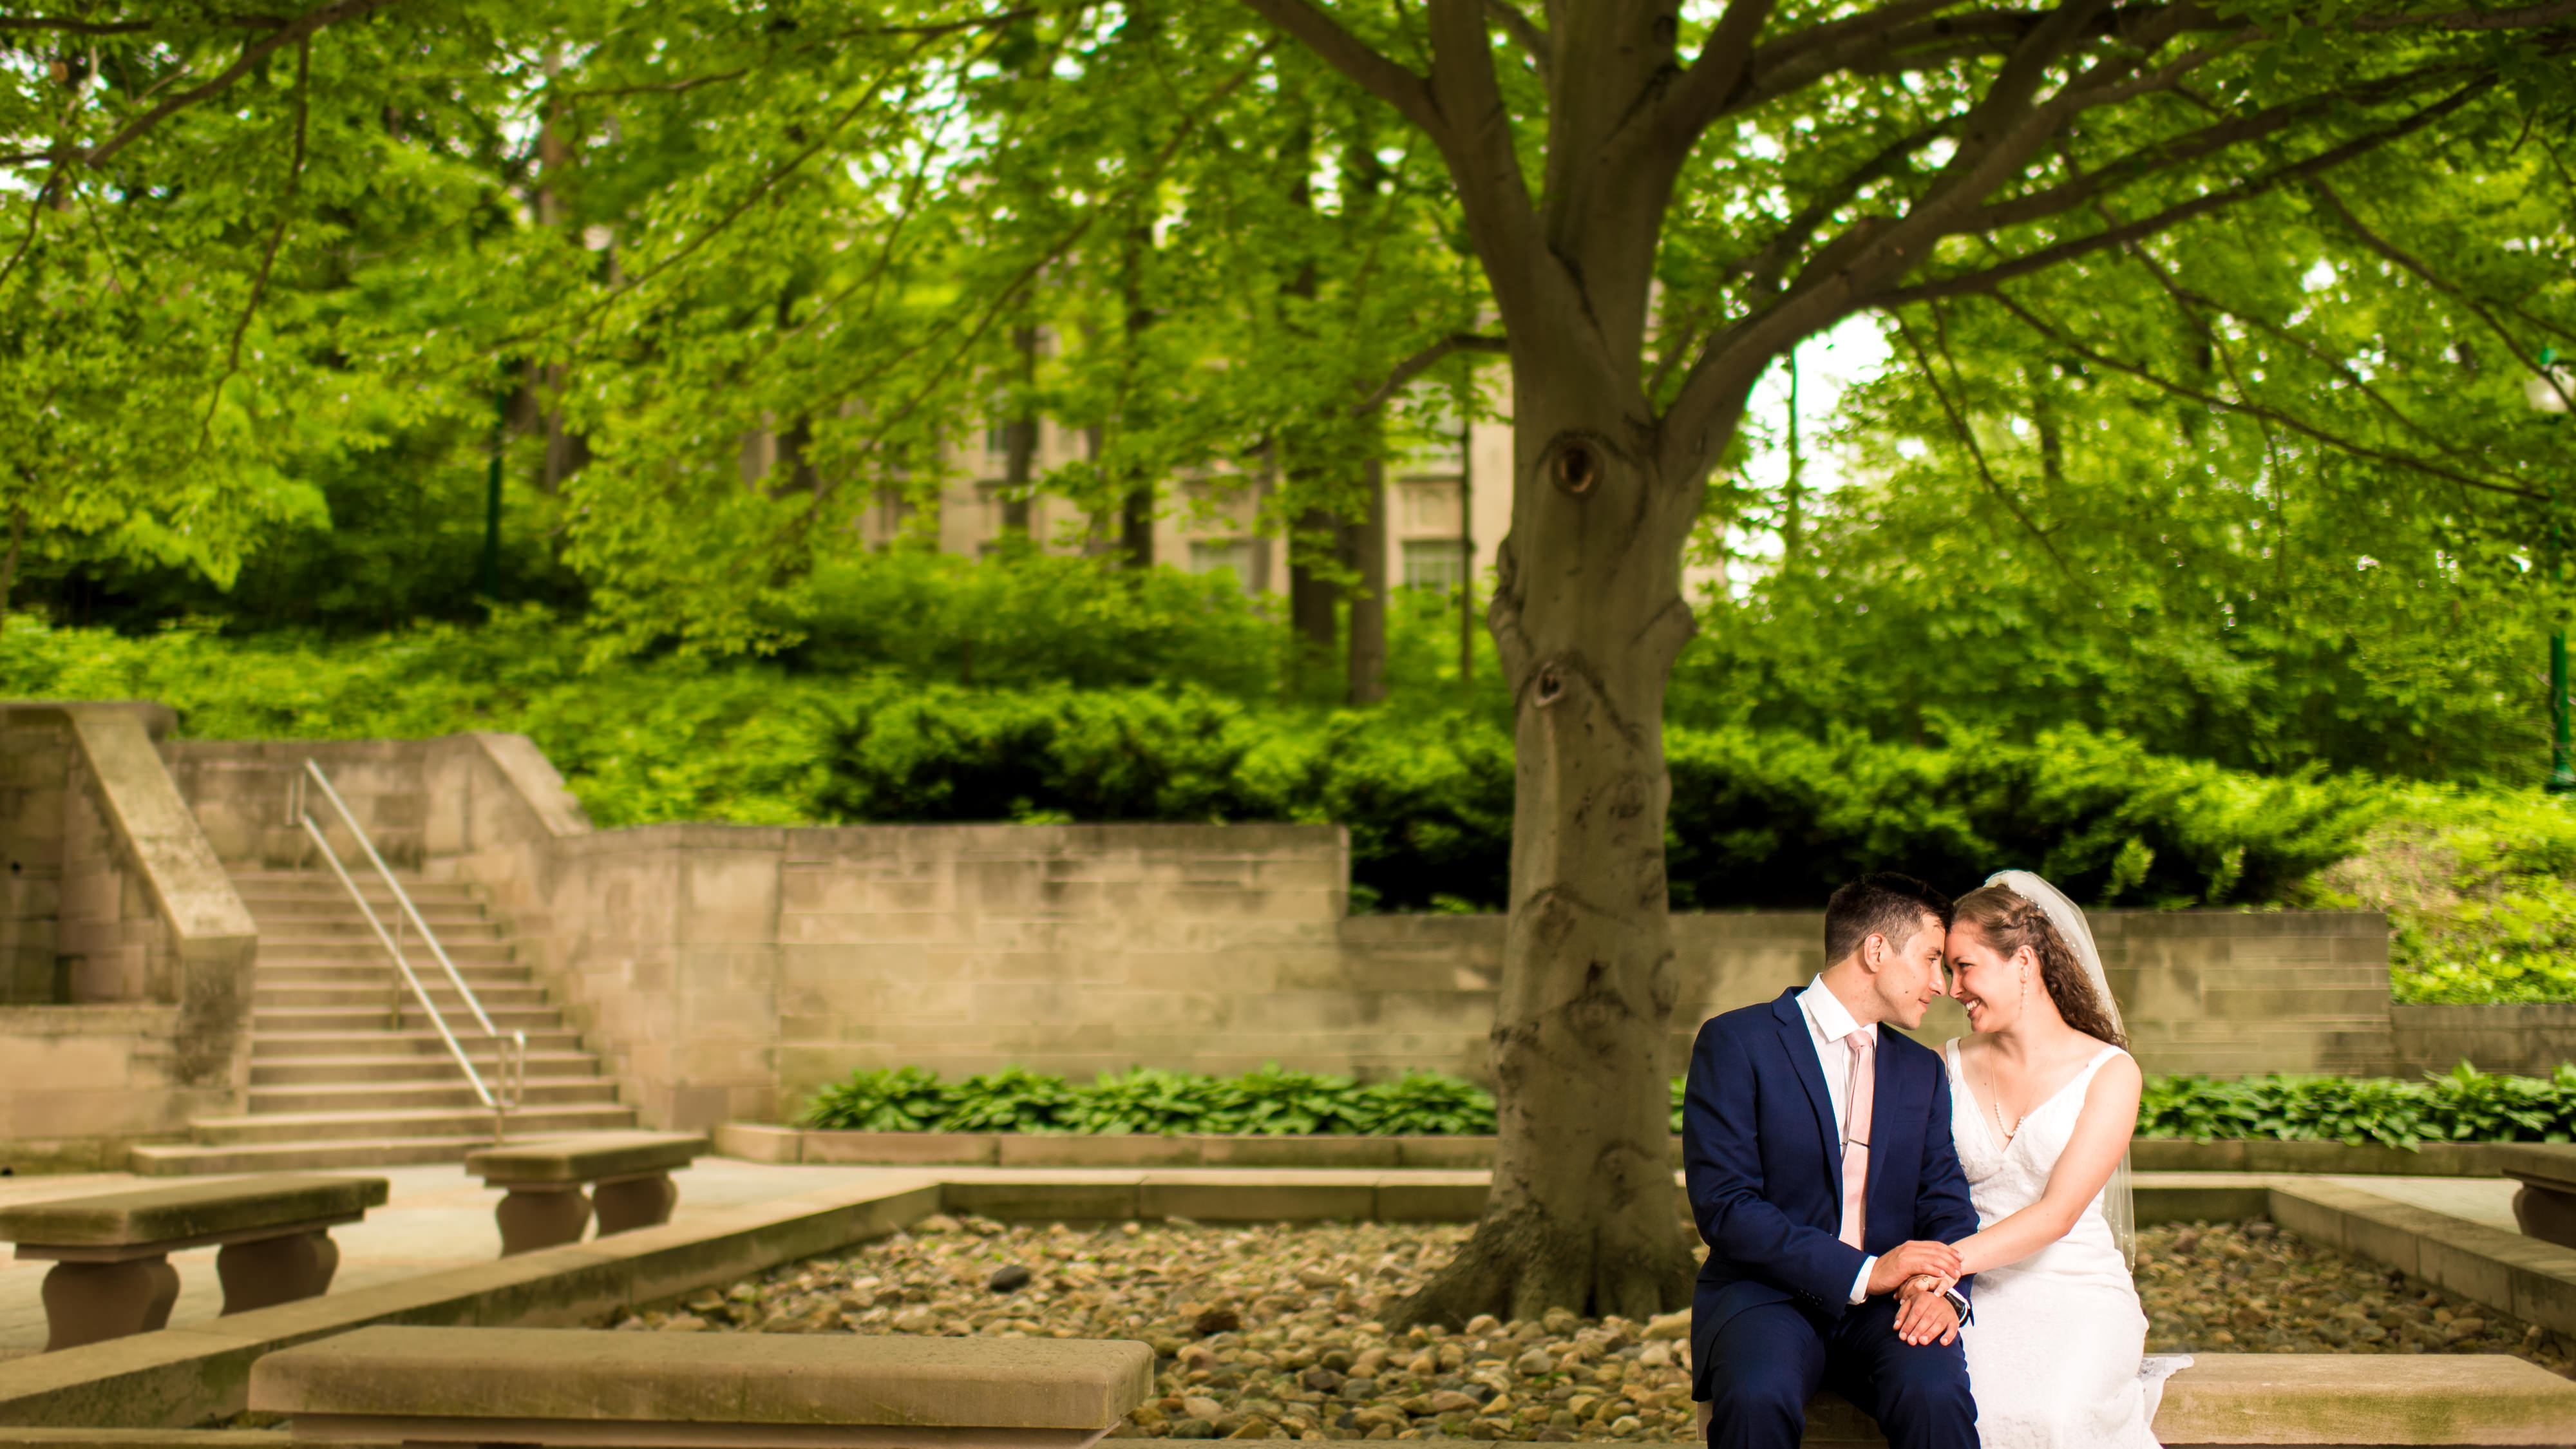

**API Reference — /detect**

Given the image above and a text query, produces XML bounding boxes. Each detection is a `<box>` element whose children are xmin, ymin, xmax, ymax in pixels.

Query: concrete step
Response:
<box><xmin>130</xmin><ymin>1135</ymin><xmax>506</xmax><ymax>1175</ymax></box>
<box><xmin>254</xmin><ymin>962</ymin><xmax>533</xmax><ymax>988</ymax></box>
<box><xmin>256</xmin><ymin>940</ymin><xmax>518</xmax><ymax>966</ymax></box>
<box><xmin>245</xmin><ymin>900</ymin><xmax>493</xmax><ymax>928</ymax></box>
<box><xmin>252</xmin><ymin>918</ymin><xmax>506</xmax><ymax>943</ymax></box>
<box><xmin>247</xmin><ymin>1077</ymin><xmax>624</xmax><ymax>1114</ymax></box>
<box><xmin>250</xmin><ymin>1028</ymin><xmax>588</xmax><ymax>1059</ymax></box>
<box><xmin>250</xmin><ymin>1052</ymin><xmax>602</xmax><ymax>1085</ymax></box>
<box><xmin>252</xmin><ymin>981</ymin><xmax>551</xmax><ymax>1010</ymax></box>
<box><xmin>186</xmin><ymin>1102</ymin><xmax>638</xmax><ymax>1146</ymax></box>
<box><xmin>235</xmin><ymin>875</ymin><xmax>484</xmax><ymax>898</ymax></box>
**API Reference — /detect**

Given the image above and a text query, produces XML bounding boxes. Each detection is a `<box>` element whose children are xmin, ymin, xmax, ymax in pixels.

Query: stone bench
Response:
<box><xmin>1742</xmin><ymin>1351</ymin><xmax>2576</xmax><ymax>1446</ymax></box>
<box><xmin>0</xmin><ymin>1174</ymin><xmax>386</xmax><ymax>1352</ymax></box>
<box><xmin>248</xmin><ymin>1325</ymin><xmax>1157</xmax><ymax>1449</ymax></box>
<box><xmin>2497</xmin><ymin>1142</ymin><xmax>2576</xmax><ymax>1251</ymax></box>
<box><xmin>464</xmin><ymin>1130</ymin><xmax>707</xmax><ymax>1256</ymax></box>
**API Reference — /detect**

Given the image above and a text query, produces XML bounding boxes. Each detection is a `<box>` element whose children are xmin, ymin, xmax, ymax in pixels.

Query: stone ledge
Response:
<box><xmin>1109</xmin><ymin>1349</ymin><xmax>2576</xmax><ymax>1447</ymax></box>
<box><xmin>2266</xmin><ymin>1178</ymin><xmax>2576</xmax><ymax>1338</ymax></box>
<box><xmin>722</xmin><ymin>1130</ymin><xmax>2543</xmax><ymax>1179</ymax></box>
<box><xmin>250</xmin><ymin>1327</ymin><xmax>1155</xmax><ymax>1432</ymax></box>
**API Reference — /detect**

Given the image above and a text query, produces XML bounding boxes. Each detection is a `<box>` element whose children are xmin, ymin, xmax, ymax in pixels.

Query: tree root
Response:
<box><xmin>1384</xmin><ymin>1200</ymin><xmax>1693</xmax><ymax>1330</ymax></box>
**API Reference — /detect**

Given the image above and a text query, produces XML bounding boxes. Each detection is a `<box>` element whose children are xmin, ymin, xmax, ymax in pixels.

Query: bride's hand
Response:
<box><xmin>1866</xmin><ymin>1240</ymin><xmax>1963</xmax><ymax>1296</ymax></box>
<box><xmin>1892</xmin><ymin>1275</ymin><xmax>1961</xmax><ymax>1347</ymax></box>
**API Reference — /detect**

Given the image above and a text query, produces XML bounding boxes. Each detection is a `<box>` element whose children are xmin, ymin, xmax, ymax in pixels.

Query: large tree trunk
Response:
<box><xmin>1287</xmin><ymin>503</ymin><xmax>1340</xmax><ymax>687</ymax></box>
<box><xmin>1344</xmin><ymin>457</ymin><xmax>1387</xmax><ymax>705</ymax></box>
<box><xmin>1390</xmin><ymin>353</ymin><xmax>1709</xmax><ymax>1327</ymax></box>
<box><xmin>1000</xmin><ymin>325</ymin><xmax>1040</xmax><ymax>536</ymax></box>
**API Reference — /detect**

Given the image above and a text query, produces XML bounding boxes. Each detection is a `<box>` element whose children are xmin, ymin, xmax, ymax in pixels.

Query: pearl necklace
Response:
<box><xmin>1987</xmin><ymin>1081</ymin><xmax>2025</xmax><ymax>1144</ymax></box>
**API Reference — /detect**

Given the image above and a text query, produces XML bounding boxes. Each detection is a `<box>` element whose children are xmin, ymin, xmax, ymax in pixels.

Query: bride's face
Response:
<box><xmin>1946</xmin><ymin>921</ymin><xmax>2030</xmax><ymax>1034</ymax></box>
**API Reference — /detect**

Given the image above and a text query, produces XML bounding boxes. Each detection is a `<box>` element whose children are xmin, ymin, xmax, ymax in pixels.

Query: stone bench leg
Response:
<box><xmin>494</xmin><ymin>1185</ymin><xmax>592</xmax><ymax>1257</ymax></box>
<box><xmin>39</xmin><ymin>1256</ymin><xmax>180</xmax><ymax>1351</ymax></box>
<box><xmin>216</xmin><ymin>1228</ymin><xmax>343</xmax><ymax>1315</ymax></box>
<box><xmin>2513</xmin><ymin>1183</ymin><xmax>2576</xmax><ymax>1250</ymax></box>
<box><xmin>592</xmin><ymin>1172</ymin><xmax>678</xmax><ymax>1238</ymax></box>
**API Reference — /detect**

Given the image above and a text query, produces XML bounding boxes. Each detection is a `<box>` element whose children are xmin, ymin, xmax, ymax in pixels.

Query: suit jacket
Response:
<box><xmin>1682</xmin><ymin>988</ymin><xmax>1980</xmax><ymax>1399</ymax></box>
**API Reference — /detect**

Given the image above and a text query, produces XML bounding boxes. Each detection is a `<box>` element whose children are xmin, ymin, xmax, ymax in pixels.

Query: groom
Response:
<box><xmin>1681</xmin><ymin>873</ymin><xmax>1980</xmax><ymax>1449</ymax></box>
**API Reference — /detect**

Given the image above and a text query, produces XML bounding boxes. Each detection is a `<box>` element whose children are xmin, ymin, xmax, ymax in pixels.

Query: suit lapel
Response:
<box><xmin>1768</xmin><ymin>992</ymin><xmax>1842</xmax><ymax>1206</ymax></box>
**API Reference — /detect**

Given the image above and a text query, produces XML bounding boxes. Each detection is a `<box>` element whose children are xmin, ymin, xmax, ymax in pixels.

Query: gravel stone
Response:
<box><xmin>989</xmin><ymin>1264</ymin><xmax>1033</xmax><ymax>1293</ymax></box>
<box><xmin>603</xmin><ymin>1212</ymin><xmax>2575</xmax><ymax>1443</ymax></box>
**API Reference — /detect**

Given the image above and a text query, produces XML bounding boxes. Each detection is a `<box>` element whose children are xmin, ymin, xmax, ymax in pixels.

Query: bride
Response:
<box><xmin>1892</xmin><ymin>871</ymin><xmax>2165</xmax><ymax>1448</ymax></box>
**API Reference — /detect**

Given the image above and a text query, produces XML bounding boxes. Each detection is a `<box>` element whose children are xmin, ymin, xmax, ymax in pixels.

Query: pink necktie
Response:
<box><xmin>1839</xmin><ymin>1028</ymin><xmax>1874</xmax><ymax>1250</ymax></box>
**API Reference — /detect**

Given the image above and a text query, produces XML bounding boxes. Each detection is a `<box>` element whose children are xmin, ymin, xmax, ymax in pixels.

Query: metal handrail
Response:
<box><xmin>292</xmin><ymin>759</ymin><xmax>526</xmax><ymax>1139</ymax></box>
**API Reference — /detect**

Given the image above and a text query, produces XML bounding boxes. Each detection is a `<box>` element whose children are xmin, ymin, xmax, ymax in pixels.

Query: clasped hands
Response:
<box><xmin>1865</xmin><ymin>1240</ymin><xmax>1963</xmax><ymax>1348</ymax></box>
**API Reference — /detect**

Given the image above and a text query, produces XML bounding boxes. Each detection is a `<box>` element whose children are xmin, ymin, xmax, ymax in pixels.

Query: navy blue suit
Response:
<box><xmin>1682</xmin><ymin>989</ymin><xmax>1980</xmax><ymax>1449</ymax></box>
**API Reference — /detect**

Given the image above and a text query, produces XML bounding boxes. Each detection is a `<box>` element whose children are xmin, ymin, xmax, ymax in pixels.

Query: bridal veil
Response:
<box><xmin>1982</xmin><ymin>868</ymin><xmax>2138</xmax><ymax>1266</ymax></box>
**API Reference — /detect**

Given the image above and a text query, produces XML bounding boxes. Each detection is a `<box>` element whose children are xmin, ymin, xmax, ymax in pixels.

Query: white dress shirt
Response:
<box><xmin>1795</xmin><ymin>974</ymin><xmax>1879</xmax><ymax>1305</ymax></box>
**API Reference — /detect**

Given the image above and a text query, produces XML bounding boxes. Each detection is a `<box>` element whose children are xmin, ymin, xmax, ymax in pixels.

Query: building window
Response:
<box><xmin>1190</xmin><ymin>540</ymin><xmax>1257</xmax><ymax>594</ymax></box>
<box><xmin>1403</xmin><ymin>539</ymin><xmax>1466</xmax><ymax>592</ymax></box>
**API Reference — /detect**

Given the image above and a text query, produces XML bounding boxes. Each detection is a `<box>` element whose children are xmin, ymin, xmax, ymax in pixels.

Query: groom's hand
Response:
<box><xmin>1865</xmin><ymin>1240</ymin><xmax>1962</xmax><ymax>1297</ymax></box>
<box><xmin>1893</xmin><ymin>1276</ymin><xmax>1962</xmax><ymax>1347</ymax></box>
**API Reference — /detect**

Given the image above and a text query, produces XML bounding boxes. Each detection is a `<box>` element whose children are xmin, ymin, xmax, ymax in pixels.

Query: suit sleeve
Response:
<box><xmin>1917</xmin><ymin>1061</ymin><xmax>1980</xmax><ymax>1304</ymax></box>
<box><xmin>1682</xmin><ymin>1018</ymin><xmax>1870</xmax><ymax>1312</ymax></box>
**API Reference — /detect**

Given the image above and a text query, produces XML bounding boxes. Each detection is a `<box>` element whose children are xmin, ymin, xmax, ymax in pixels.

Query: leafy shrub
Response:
<box><xmin>800</xmin><ymin>1066</ymin><xmax>953</xmax><ymax>1132</ymax></box>
<box><xmin>2320</xmin><ymin>790</ymin><xmax>2576</xmax><ymax>1003</ymax></box>
<box><xmin>2137</xmin><ymin>1063</ymin><xmax>2576</xmax><ymax>1148</ymax></box>
<box><xmin>801</xmin><ymin>1063</ymin><xmax>1495</xmax><ymax>1136</ymax></box>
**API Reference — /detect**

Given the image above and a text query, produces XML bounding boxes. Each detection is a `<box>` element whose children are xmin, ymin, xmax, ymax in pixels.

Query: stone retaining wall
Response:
<box><xmin>143</xmin><ymin>728</ymin><xmax>2548</xmax><ymax>1135</ymax></box>
<box><xmin>0</xmin><ymin>705</ymin><xmax>256</xmax><ymax>1171</ymax></box>
<box><xmin>2392</xmin><ymin>1001</ymin><xmax>2576</xmax><ymax>1075</ymax></box>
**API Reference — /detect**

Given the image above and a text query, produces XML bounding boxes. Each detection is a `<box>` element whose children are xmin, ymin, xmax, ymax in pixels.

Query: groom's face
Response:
<box><xmin>1866</xmin><ymin>912</ymin><xmax>1951</xmax><ymax>1029</ymax></box>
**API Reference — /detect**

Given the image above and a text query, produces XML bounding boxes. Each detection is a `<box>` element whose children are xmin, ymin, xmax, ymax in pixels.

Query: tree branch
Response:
<box><xmin>0</xmin><ymin>15</ymin><xmax>155</xmax><ymax>34</ymax></box>
<box><xmin>1971</xmin><ymin>56</ymin><xmax>2468</xmax><ymax>234</ymax></box>
<box><xmin>2306</xmin><ymin>177</ymin><xmax>2575</xmax><ymax>412</ymax></box>
<box><xmin>1232</xmin><ymin>0</ymin><xmax>1446</xmax><ymax>140</ymax></box>
<box><xmin>1482</xmin><ymin>0</ymin><xmax>1550</xmax><ymax>75</ymax></box>
<box><xmin>2353</xmin><ymin>0</ymin><xmax>2576</xmax><ymax>28</ymax></box>
<box><xmin>81</xmin><ymin>0</ymin><xmax>411</xmax><ymax>171</ymax></box>
<box><xmin>1656</xmin><ymin>0</ymin><xmax>1780</xmax><ymax>149</ymax></box>
<box><xmin>1875</xmin><ymin>72</ymin><xmax>2492</xmax><ymax>308</ymax></box>
<box><xmin>1893</xmin><ymin>309</ymin><xmax>2097</xmax><ymax>596</ymax></box>
<box><xmin>1351</xmin><ymin>332</ymin><xmax>1506</xmax><ymax>415</ymax></box>
<box><xmin>203</xmin><ymin>33</ymin><xmax>311</xmax><ymax>440</ymax></box>
<box><xmin>1983</xmin><ymin>287</ymin><xmax>2544</xmax><ymax>500</ymax></box>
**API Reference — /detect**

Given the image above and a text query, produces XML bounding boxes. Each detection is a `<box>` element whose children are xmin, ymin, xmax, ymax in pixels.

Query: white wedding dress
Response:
<box><xmin>1944</xmin><ymin>1039</ymin><xmax>2163</xmax><ymax>1449</ymax></box>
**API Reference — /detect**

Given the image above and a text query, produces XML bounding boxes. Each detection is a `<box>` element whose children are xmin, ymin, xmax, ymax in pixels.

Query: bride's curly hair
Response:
<box><xmin>1952</xmin><ymin>884</ymin><xmax>2128</xmax><ymax>1048</ymax></box>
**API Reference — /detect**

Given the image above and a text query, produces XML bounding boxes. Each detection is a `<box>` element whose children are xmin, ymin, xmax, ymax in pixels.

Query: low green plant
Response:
<box><xmin>801</xmin><ymin>1063</ymin><xmax>1495</xmax><ymax>1137</ymax></box>
<box><xmin>2136</xmin><ymin>1063</ymin><xmax>2576</xmax><ymax>1148</ymax></box>
<box><xmin>800</xmin><ymin>1066</ymin><xmax>953</xmax><ymax>1132</ymax></box>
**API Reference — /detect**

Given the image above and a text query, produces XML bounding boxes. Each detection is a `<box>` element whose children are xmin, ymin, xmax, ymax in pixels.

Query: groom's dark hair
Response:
<box><xmin>1823</xmin><ymin>873</ymin><xmax>1953</xmax><ymax>964</ymax></box>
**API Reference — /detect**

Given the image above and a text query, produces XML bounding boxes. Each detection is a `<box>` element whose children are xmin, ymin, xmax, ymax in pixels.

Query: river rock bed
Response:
<box><xmin>609</xmin><ymin>1213</ymin><xmax>2572</xmax><ymax>1441</ymax></box>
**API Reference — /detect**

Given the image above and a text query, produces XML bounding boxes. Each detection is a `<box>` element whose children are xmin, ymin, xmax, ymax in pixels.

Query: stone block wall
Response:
<box><xmin>162</xmin><ymin>738</ymin><xmax>434</xmax><ymax>868</ymax></box>
<box><xmin>2392</xmin><ymin>1003</ymin><xmax>2576</xmax><ymax>1075</ymax></box>
<box><xmin>138</xmin><ymin>726</ymin><xmax>2434</xmax><ymax>1137</ymax></box>
<box><xmin>0</xmin><ymin>705</ymin><xmax>256</xmax><ymax>1170</ymax></box>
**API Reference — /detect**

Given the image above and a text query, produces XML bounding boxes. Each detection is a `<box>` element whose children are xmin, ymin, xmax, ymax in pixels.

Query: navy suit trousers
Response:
<box><xmin>1699</xmin><ymin>1296</ymin><xmax>1975</xmax><ymax>1449</ymax></box>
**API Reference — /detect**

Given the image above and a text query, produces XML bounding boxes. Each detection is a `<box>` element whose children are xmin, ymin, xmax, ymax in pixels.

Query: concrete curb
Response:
<box><xmin>2266</xmin><ymin>1177</ymin><xmax>2576</xmax><ymax>1338</ymax></box>
<box><xmin>724</xmin><ymin>1127</ymin><xmax>2534</xmax><ymax>1180</ymax></box>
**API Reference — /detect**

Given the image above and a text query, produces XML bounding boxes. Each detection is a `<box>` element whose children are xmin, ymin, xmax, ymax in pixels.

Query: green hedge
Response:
<box><xmin>802</xmin><ymin>1064</ymin><xmax>1499</xmax><ymax>1137</ymax></box>
<box><xmin>2136</xmin><ymin>1063</ymin><xmax>2576</xmax><ymax>1148</ymax></box>
<box><xmin>806</xmin><ymin>1063</ymin><xmax>2576</xmax><ymax>1148</ymax></box>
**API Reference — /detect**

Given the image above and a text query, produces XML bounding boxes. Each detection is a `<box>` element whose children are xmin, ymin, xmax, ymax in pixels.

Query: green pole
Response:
<box><xmin>479</xmin><ymin>384</ymin><xmax>502</xmax><ymax>598</ymax></box>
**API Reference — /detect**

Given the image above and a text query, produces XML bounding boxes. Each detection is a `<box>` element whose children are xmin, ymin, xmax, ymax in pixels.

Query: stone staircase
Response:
<box><xmin>130</xmin><ymin>870</ymin><xmax>635</xmax><ymax>1175</ymax></box>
